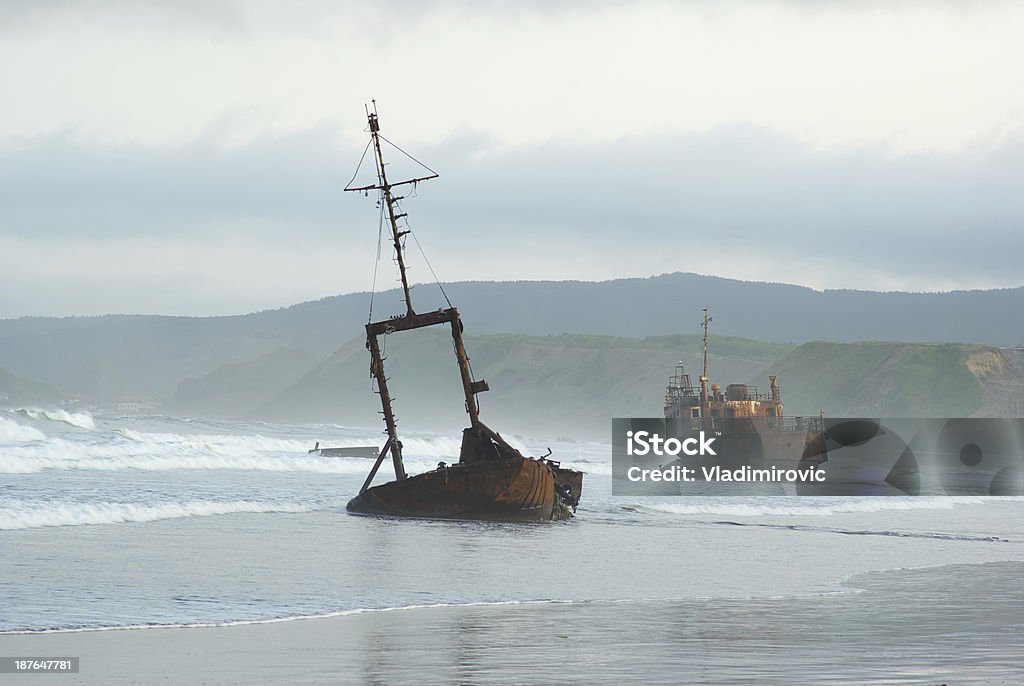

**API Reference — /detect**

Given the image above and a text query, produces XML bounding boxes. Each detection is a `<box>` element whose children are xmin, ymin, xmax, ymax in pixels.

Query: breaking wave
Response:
<box><xmin>15</xmin><ymin>408</ymin><xmax>95</xmax><ymax>430</ymax></box>
<box><xmin>635</xmin><ymin>496</ymin><xmax>1024</xmax><ymax>517</ymax></box>
<box><xmin>561</xmin><ymin>458</ymin><xmax>612</xmax><ymax>475</ymax></box>
<box><xmin>0</xmin><ymin>500</ymin><xmax>320</xmax><ymax>530</ymax></box>
<box><xmin>0</xmin><ymin>426</ymin><xmax>463</xmax><ymax>475</ymax></box>
<box><xmin>0</xmin><ymin>416</ymin><xmax>47</xmax><ymax>443</ymax></box>
<box><xmin>116</xmin><ymin>428</ymin><xmax>314</xmax><ymax>454</ymax></box>
<box><xmin>0</xmin><ymin>415</ymin><xmax>575</xmax><ymax>478</ymax></box>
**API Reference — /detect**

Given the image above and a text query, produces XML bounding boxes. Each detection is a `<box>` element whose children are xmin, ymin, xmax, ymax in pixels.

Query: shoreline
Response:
<box><xmin>2</xmin><ymin>562</ymin><xmax>1022</xmax><ymax>685</ymax></box>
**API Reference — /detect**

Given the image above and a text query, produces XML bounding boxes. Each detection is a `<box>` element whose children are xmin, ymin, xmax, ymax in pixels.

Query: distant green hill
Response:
<box><xmin>170</xmin><ymin>332</ymin><xmax>1018</xmax><ymax>439</ymax></box>
<box><xmin>0</xmin><ymin>367</ymin><xmax>62</xmax><ymax>405</ymax></box>
<box><xmin>248</xmin><ymin>331</ymin><xmax>789</xmax><ymax>437</ymax></box>
<box><xmin>763</xmin><ymin>342</ymin><xmax>989</xmax><ymax>418</ymax></box>
<box><xmin>168</xmin><ymin>347</ymin><xmax>323</xmax><ymax>418</ymax></box>
<box><xmin>2</xmin><ymin>273</ymin><xmax>1022</xmax><ymax>404</ymax></box>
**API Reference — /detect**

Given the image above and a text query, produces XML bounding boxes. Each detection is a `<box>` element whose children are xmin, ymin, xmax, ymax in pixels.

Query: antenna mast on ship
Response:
<box><xmin>700</xmin><ymin>307</ymin><xmax>712</xmax><ymax>418</ymax></box>
<box><xmin>346</xmin><ymin>100</ymin><xmax>438</xmax><ymax>317</ymax></box>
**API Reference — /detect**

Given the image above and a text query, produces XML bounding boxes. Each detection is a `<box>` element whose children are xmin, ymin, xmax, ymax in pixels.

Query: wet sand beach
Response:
<box><xmin>3</xmin><ymin>562</ymin><xmax>1022</xmax><ymax>686</ymax></box>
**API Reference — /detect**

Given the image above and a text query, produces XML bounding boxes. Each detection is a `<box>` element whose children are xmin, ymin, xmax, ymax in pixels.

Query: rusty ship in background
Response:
<box><xmin>664</xmin><ymin>308</ymin><xmax>828</xmax><ymax>466</ymax></box>
<box><xmin>342</xmin><ymin>103</ymin><xmax>582</xmax><ymax>521</ymax></box>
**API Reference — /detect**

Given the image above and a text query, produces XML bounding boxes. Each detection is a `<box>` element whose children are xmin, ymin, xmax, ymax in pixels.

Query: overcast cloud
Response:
<box><xmin>2</xmin><ymin>1</ymin><xmax>1022</xmax><ymax>317</ymax></box>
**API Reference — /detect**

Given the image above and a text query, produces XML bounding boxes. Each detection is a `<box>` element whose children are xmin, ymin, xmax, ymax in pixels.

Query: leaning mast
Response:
<box><xmin>344</xmin><ymin>102</ymin><xmax>487</xmax><ymax>491</ymax></box>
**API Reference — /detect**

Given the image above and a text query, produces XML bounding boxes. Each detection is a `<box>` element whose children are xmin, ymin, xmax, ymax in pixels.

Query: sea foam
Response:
<box><xmin>636</xmin><ymin>496</ymin><xmax>1024</xmax><ymax>517</ymax></box>
<box><xmin>0</xmin><ymin>427</ymin><xmax>459</xmax><ymax>475</ymax></box>
<box><xmin>0</xmin><ymin>499</ymin><xmax>319</xmax><ymax>530</ymax></box>
<box><xmin>0</xmin><ymin>416</ymin><xmax>46</xmax><ymax>443</ymax></box>
<box><xmin>16</xmin><ymin>407</ymin><xmax>96</xmax><ymax>430</ymax></box>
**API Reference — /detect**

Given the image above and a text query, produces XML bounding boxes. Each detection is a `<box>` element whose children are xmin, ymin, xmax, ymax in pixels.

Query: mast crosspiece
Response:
<box><xmin>343</xmin><ymin>101</ymin><xmax>439</xmax><ymax>316</ymax></box>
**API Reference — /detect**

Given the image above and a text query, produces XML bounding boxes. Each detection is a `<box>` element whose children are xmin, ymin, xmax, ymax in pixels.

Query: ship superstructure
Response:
<box><xmin>664</xmin><ymin>309</ymin><xmax>826</xmax><ymax>464</ymax></box>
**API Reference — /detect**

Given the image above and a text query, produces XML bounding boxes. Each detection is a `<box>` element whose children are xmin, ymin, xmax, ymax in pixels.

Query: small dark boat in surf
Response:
<box><xmin>341</xmin><ymin>103</ymin><xmax>582</xmax><ymax>521</ymax></box>
<box><xmin>308</xmin><ymin>443</ymin><xmax>379</xmax><ymax>458</ymax></box>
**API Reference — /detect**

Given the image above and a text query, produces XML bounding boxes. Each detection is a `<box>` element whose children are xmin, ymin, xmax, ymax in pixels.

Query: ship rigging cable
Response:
<box><xmin>376</xmin><ymin>134</ymin><xmax>439</xmax><ymax>178</ymax></box>
<box><xmin>344</xmin><ymin>138</ymin><xmax>373</xmax><ymax>191</ymax></box>
<box><xmin>345</xmin><ymin>125</ymin><xmax>452</xmax><ymax>320</ymax></box>
<box><xmin>400</xmin><ymin>205</ymin><xmax>453</xmax><ymax>310</ymax></box>
<box><xmin>367</xmin><ymin>191</ymin><xmax>386</xmax><ymax>324</ymax></box>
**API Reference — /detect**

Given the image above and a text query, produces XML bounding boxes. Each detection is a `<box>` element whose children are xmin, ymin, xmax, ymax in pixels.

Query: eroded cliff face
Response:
<box><xmin>969</xmin><ymin>348</ymin><xmax>1024</xmax><ymax>417</ymax></box>
<box><xmin>967</xmin><ymin>349</ymin><xmax>1010</xmax><ymax>380</ymax></box>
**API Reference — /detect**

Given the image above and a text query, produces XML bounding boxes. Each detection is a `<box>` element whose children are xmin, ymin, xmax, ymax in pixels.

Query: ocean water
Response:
<box><xmin>1</xmin><ymin>409</ymin><xmax>1023</xmax><ymax>683</ymax></box>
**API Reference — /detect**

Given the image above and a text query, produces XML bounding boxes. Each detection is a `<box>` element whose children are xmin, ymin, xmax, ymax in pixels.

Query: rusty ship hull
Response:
<box><xmin>661</xmin><ymin>309</ymin><xmax>828</xmax><ymax>471</ymax></box>
<box><xmin>346</xmin><ymin>457</ymin><xmax>561</xmax><ymax>521</ymax></box>
<box><xmin>664</xmin><ymin>417</ymin><xmax>829</xmax><ymax>467</ymax></box>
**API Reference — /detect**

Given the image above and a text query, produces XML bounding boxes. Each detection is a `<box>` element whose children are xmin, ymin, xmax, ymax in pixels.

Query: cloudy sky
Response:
<box><xmin>2</xmin><ymin>0</ymin><xmax>1023</xmax><ymax>317</ymax></box>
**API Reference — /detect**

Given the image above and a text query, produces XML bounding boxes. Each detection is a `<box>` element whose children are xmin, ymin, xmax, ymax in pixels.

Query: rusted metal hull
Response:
<box><xmin>666</xmin><ymin>418</ymin><xmax>828</xmax><ymax>466</ymax></box>
<box><xmin>552</xmin><ymin>466</ymin><xmax>584</xmax><ymax>510</ymax></box>
<box><xmin>346</xmin><ymin>457</ymin><xmax>562</xmax><ymax>521</ymax></box>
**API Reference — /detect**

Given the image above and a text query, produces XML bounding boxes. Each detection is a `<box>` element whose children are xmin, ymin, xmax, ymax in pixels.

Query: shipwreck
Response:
<box><xmin>663</xmin><ymin>308</ymin><xmax>828</xmax><ymax>466</ymax></box>
<box><xmin>341</xmin><ymin>103</ymin><xmax>582</xmax><ymax>521</ymax></box>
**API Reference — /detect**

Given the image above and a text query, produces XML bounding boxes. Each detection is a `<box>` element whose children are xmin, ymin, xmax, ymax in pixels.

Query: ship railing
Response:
<box><xmin>724</xmin><ymin>386</ymin><xmax>770</xmax><ymax>402</ymax></box>
<box><xmin>683</xmin><ymin>416</ymin><xmax>825</xmax><ymax>433</ymax></box>
<box><xmin>776</xmin><ymin>416</ymin><xmax>825</xmax><ymax>432</ymax></box>
<box><xmin>665</xmin><ymin>391</ymin><xmax>700</xmax><ymax>405</ymax></box>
